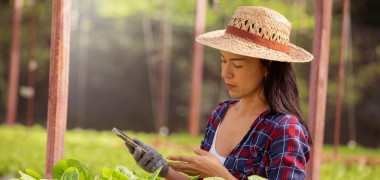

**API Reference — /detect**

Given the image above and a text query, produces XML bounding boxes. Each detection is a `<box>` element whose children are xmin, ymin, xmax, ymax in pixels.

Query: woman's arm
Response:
<box><xmin>164</xmin><ymin>167</ymin><xmax>190</xmax><ymax>180</ymax></box>
<box><xmin>266</xmin><ymin>116</ymin><xmax>311</xmax><ymax>180</ymax></box>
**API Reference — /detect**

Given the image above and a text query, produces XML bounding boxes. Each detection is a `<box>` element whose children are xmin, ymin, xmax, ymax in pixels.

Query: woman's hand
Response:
<box><xmin>166</xmin><ymin>148</ymin><xmax>236</xmax><ymax>179</ymax></box>
<box><xmin>125</xmin><ymin>137</ymin><xmax>169</xmax><ymax>177</ymax></box>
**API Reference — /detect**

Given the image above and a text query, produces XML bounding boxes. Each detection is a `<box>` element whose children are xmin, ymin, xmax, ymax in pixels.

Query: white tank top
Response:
<box><xmin>209</xmin><ymin>124</ymin><xmax>226</xmax><ymax>164</ymax></box>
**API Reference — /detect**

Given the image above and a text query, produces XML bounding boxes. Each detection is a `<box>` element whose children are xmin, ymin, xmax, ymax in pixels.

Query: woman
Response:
<box><xmin>125</xmin><ymin>6</ymin><xmax>313</xmax><ymax>180</ymax></box>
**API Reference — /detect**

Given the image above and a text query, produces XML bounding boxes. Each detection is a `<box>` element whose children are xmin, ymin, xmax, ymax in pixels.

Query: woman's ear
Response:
<box><xmin>263</xmin><ymin>61</ymin><xmax>271</xmax><ymax>77</ymax></box>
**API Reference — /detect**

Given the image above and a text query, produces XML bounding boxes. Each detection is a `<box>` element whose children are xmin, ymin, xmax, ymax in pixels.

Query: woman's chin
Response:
<box><xmin>228</xmin><ymin>92</ymin><xmax>242</xmax><ymax>99</ymax></box>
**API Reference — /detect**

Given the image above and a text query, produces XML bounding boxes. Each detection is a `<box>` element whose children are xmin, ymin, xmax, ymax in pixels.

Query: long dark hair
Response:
<box><xmin>261</xmin><ymin>60</ymin><xmax>312</xmax><ymax>145</ymax></box>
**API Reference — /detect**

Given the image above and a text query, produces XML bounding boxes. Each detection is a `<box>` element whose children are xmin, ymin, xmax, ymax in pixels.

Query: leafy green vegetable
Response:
<box><xmin>115</xmin><ymin>166</ymin><xmax>137</xmax><ymax>179</ymax></box>
<box><xmin>190</xmin><ymin>175</ymin><xmax>200</xmax><ymax>180</ymax></box>
<box><xmin>248</xmin><ymin>175</ymin><xmax>268</xmax><ymax>180</ymax></box>
<box><xmin>19</xmin><ymin>170</ymin><xmax>36</xmax><ymax>180</ymax></box>
<box><xmin>101</xmin><ymin>167</ymin><xmax>128</xmax><ymax>180</ymax></box>
<box><xmin>147</xmin><ymin>166</ymin><xmax>161</xmax><ymax>180</ymax></box>
<box><xmin>52</xmin><ymin>159</ymin><xmax>91</xmax><ymax>180</ymax></box>
<box><xmin>15</xmin><ymin>158</ymin><xmax>164</xmax><ymax>180</ymax></box>
<box><xmin>25</xmin><ymin>169</ymin><xmax>42</xmax><ymax>180</ymax></box>
<box><xmin>203</xmin><ymin>177</ymin><xmax>225</xmax><ymax>180</ymax></box>
<box><xmin>60</xmin><ymin>167</ymin><xmax>80</xmax><ymax>180</ymax></box>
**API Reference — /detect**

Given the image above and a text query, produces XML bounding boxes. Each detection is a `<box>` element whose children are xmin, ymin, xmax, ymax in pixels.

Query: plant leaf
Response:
<box><xmin>115</xmin><ymin>166</ymin><xmax>137</xmax><ymax>179</ymax></box>
<box><xmin>26</xmin><ymin>169</ymin><xmax>42</xmax><ymax>180</ymax></box>
<box><xmin>60</xmin><ymin>167</ymin><xmax>80</xmax><ymax>180</ymax></box>
<box><xmin>52</xmin><ymin>159</ymin><xmax>92</xmax><ymax>180</ymax></box>
<box><xmin>190</xmin><ymin>175</ymin><xmax>200</xmax><ymax>180</ymax></box>
<box><xmin>147</xmin><ymin>166</ymin><xmax>162</xmax><ymax>180</ymax></box>
<box><xmin>19</xmin><ymin>170</ymin><xmax>36</xmax><ymax>180</ymax></box>
<box><xmin>203</xmin><ymin>177</ymin><xmax>225</xmax><ymax>180</ymax></box>
<box><xmin>101</xmin><ymin>167</ymin><xmax>128</xmax><ymax>180</ymax></box>
<box><xmin>93</xmin><ymin>175</ymin><xmax>99</xmax><ymax>180</ymax></box>
<box><xmin>248</xmin><ymin>175</ymin><xmax>268</xmax><ymax>180</ymax></box>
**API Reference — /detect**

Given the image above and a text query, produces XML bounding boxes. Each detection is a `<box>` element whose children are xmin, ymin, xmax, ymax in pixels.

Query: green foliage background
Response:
<box><xmin>1</xmin><ymin>125</ymin><xmax>380</xmax><ymax>179</ymax></box>
<box><xmin>0</xmin><ymin>0</ymin><xmax>379</xmax><ymax>145</ymax></box>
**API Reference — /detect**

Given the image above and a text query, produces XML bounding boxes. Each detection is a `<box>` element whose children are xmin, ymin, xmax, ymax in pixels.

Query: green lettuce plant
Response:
<box><xmin>13</xmin><ymin>159</ymin><xmax>161</xmax><ymax>180</ymax></box>
<box><xmin>13</xmin><ymin>158</ymin><xmax>266</xmax><ymax>180</ymax></box>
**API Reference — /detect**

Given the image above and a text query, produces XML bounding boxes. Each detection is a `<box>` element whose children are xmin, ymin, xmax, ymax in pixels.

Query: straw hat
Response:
<box><xmin>196</xmin><ymin>6</ymin><xmax>313</xmax><ymax>62</ymax></box>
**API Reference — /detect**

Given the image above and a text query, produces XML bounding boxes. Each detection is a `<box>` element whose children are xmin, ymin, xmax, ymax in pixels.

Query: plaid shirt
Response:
<box><xmin>200</xmin><ymin>100</ymin><xmax>310</xmax><ymax>180</ymax></box>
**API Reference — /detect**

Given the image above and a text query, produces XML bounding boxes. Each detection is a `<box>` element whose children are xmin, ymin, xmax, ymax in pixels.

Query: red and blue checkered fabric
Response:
<box><xmin>200</xmin><ymin>100</ymin><xmax>310</xmax><ymax>180</ymax></box>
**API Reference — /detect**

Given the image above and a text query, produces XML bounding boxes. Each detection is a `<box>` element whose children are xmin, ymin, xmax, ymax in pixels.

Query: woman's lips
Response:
<box><xmin>226</xmin><ymin>83</ymin><xmax>236</xmax><ymax>89</ymax></box>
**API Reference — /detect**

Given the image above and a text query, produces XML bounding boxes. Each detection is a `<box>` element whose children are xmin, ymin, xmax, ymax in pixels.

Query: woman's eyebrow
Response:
<box><xmin>230</xmin><ymin>58</ymin><xmax>246</xmax><ymax>61</ymax></box>
<box><xmin>219</xmin><ymin>53</ymin><xmax>246</xmax><ymax>61</ymax></box>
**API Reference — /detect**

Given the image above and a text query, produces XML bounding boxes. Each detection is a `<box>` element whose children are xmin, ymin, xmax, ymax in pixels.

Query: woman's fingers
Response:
<box><xmin>125</xmin><ymin>142</ymin><xmax>135</xmax><ymax>154</ymax></box>
<box><xmin>192</xmin><ymin>148</ymin><xmax>209</xmax><ymax>156</ymax></box>
<box><xmin>166</xmin><ymin>162</ymin><xmax>198</xmax><ymax>176</ymax></box>
<box><xmin>139</xmin><ymin>150</ymin><xmax>155</xmax><ymax>167</ymax></box>
<box><xmin>133</xmin><ymin>147</ymin><xmax>142</xmax><ymax>161</ymax></box>
<box><xmin>166</xmin><ymin>162</ymin><xmax>190</xmax><ymax>172</ymax></box>
<box><xmin>167</xmin><ymin>155</ymin><xmax>194</xmax><ymax>163</ymax></box>
<box><xmin>147</xmin><ymin>153</ymin><xmax>162</xmax><ymax>172</ymax></box>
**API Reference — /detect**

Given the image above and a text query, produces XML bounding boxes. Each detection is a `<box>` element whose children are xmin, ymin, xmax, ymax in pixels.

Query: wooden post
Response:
<box><xmin>306</xmin><ymin>0</ymin><xmax>333</xmax><ymax>180</ymax></box>
<box><xmin>45</xmin><ymin>0</ymin><xmax>71</xmax><ymax>178</ymax></box>
<box><xmin>6</xmin><ymin>0</ymin><xmax>23</xmax><ymax>127</ymax></box>
<box><xmin>333</xmin><ymin>0</ymin><xmax>350</xmax><ymax>158</ymax></box>
<box><xmin>27</xmin><ymin>0</ymin><xmax>37</xmax><ymax>127</ymax></box>
<box><xmin>189</xmin><ymin>0</ymin><xmax>207</xmax><ymax>136</ymax></box>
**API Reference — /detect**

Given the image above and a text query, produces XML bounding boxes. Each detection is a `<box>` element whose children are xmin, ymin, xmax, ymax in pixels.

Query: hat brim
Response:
<box><xmin>196</xmin><ymin>30</ymin><xmax>313</xmax><ymax>63</ymax></box>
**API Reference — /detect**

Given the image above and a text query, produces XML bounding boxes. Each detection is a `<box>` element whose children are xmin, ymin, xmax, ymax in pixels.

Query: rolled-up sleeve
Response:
<box><xmin>266</xmin><ymin>116</ymin><xmax>311</xmax><ymax>180</ymax></box>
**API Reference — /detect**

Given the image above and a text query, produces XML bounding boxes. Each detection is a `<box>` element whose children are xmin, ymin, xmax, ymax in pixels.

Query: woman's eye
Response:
<box><xmin>233</xmin><ymin>64</ymin><xmax>243</xmax><ymax>68</ymax></box>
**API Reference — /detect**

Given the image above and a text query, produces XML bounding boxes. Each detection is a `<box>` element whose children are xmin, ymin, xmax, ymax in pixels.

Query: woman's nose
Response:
<box><xmin>221</xmin><ymin>63</ymin><xmax>233</xmax><ymax>79</ymax></box>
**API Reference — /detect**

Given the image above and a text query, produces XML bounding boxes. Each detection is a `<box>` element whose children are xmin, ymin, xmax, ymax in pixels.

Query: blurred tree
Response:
<box><xmin>323</xmin><ymin>0</ymin><xmax>380</xmax><ymax>147</ymax></box>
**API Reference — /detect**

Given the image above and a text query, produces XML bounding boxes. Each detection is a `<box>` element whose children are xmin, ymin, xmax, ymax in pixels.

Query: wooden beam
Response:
<box><xmin>45</xmin><ymin>0</ymin><xmax>71</xmax><ymax>178</ymax></box>
<box><xmin>334</xmin><ymin>0</ymin><xmax>350</xmax><ymax>158</ymax></box>
<box><xmin>189</xmin><ymin>0</ymin><xmax>207</xmax><ymax>136</ymax></box>
<box><xmin>306</xmin><ymin>0</ymin><xmax>333</xmax><ymax>180</ymax></box>
<box><xmin>6</xmin><ymin>0</ymin><xmax>23</xmax><ymax>127</ymax></box>
<box><xmin>27</xmin><ymin>0</ymin><xmax>37</xmax><ymax>127</ymax></box>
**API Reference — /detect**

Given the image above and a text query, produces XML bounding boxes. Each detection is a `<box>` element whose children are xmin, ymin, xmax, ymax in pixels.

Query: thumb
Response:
<box><xmin>133</xmin><ymin>137</ymin><xmax>144</xmax><ymax>146</ymax></box>
<box><xmin>193</xmin><ymin>148</ymin><xmax>209</xmax><ymax>156</ymax></box>
<box><xmin>125</xmin><ymin>141</ymin><xmax>135</xmax><ymax>154</ymax></box>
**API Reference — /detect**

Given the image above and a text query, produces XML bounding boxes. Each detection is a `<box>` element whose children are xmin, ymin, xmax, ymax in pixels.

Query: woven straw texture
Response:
<box><xmin>196</xmin><ymin>6</ymin><xmax>313</xmax><ymax>63</ymax></box>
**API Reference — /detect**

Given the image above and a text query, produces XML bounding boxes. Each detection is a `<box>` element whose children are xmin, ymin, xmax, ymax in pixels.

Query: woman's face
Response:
<box><xmin>220</xmin><ymin>51</ymin><xmax>267</xmax><ymax>100</ymax></box>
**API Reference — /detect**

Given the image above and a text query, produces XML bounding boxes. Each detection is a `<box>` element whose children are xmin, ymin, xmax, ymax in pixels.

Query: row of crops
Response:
<box><xmin>1</xmin><ymin>125</ymin><xmax>380</xmax><ymax>180</ymax></box>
